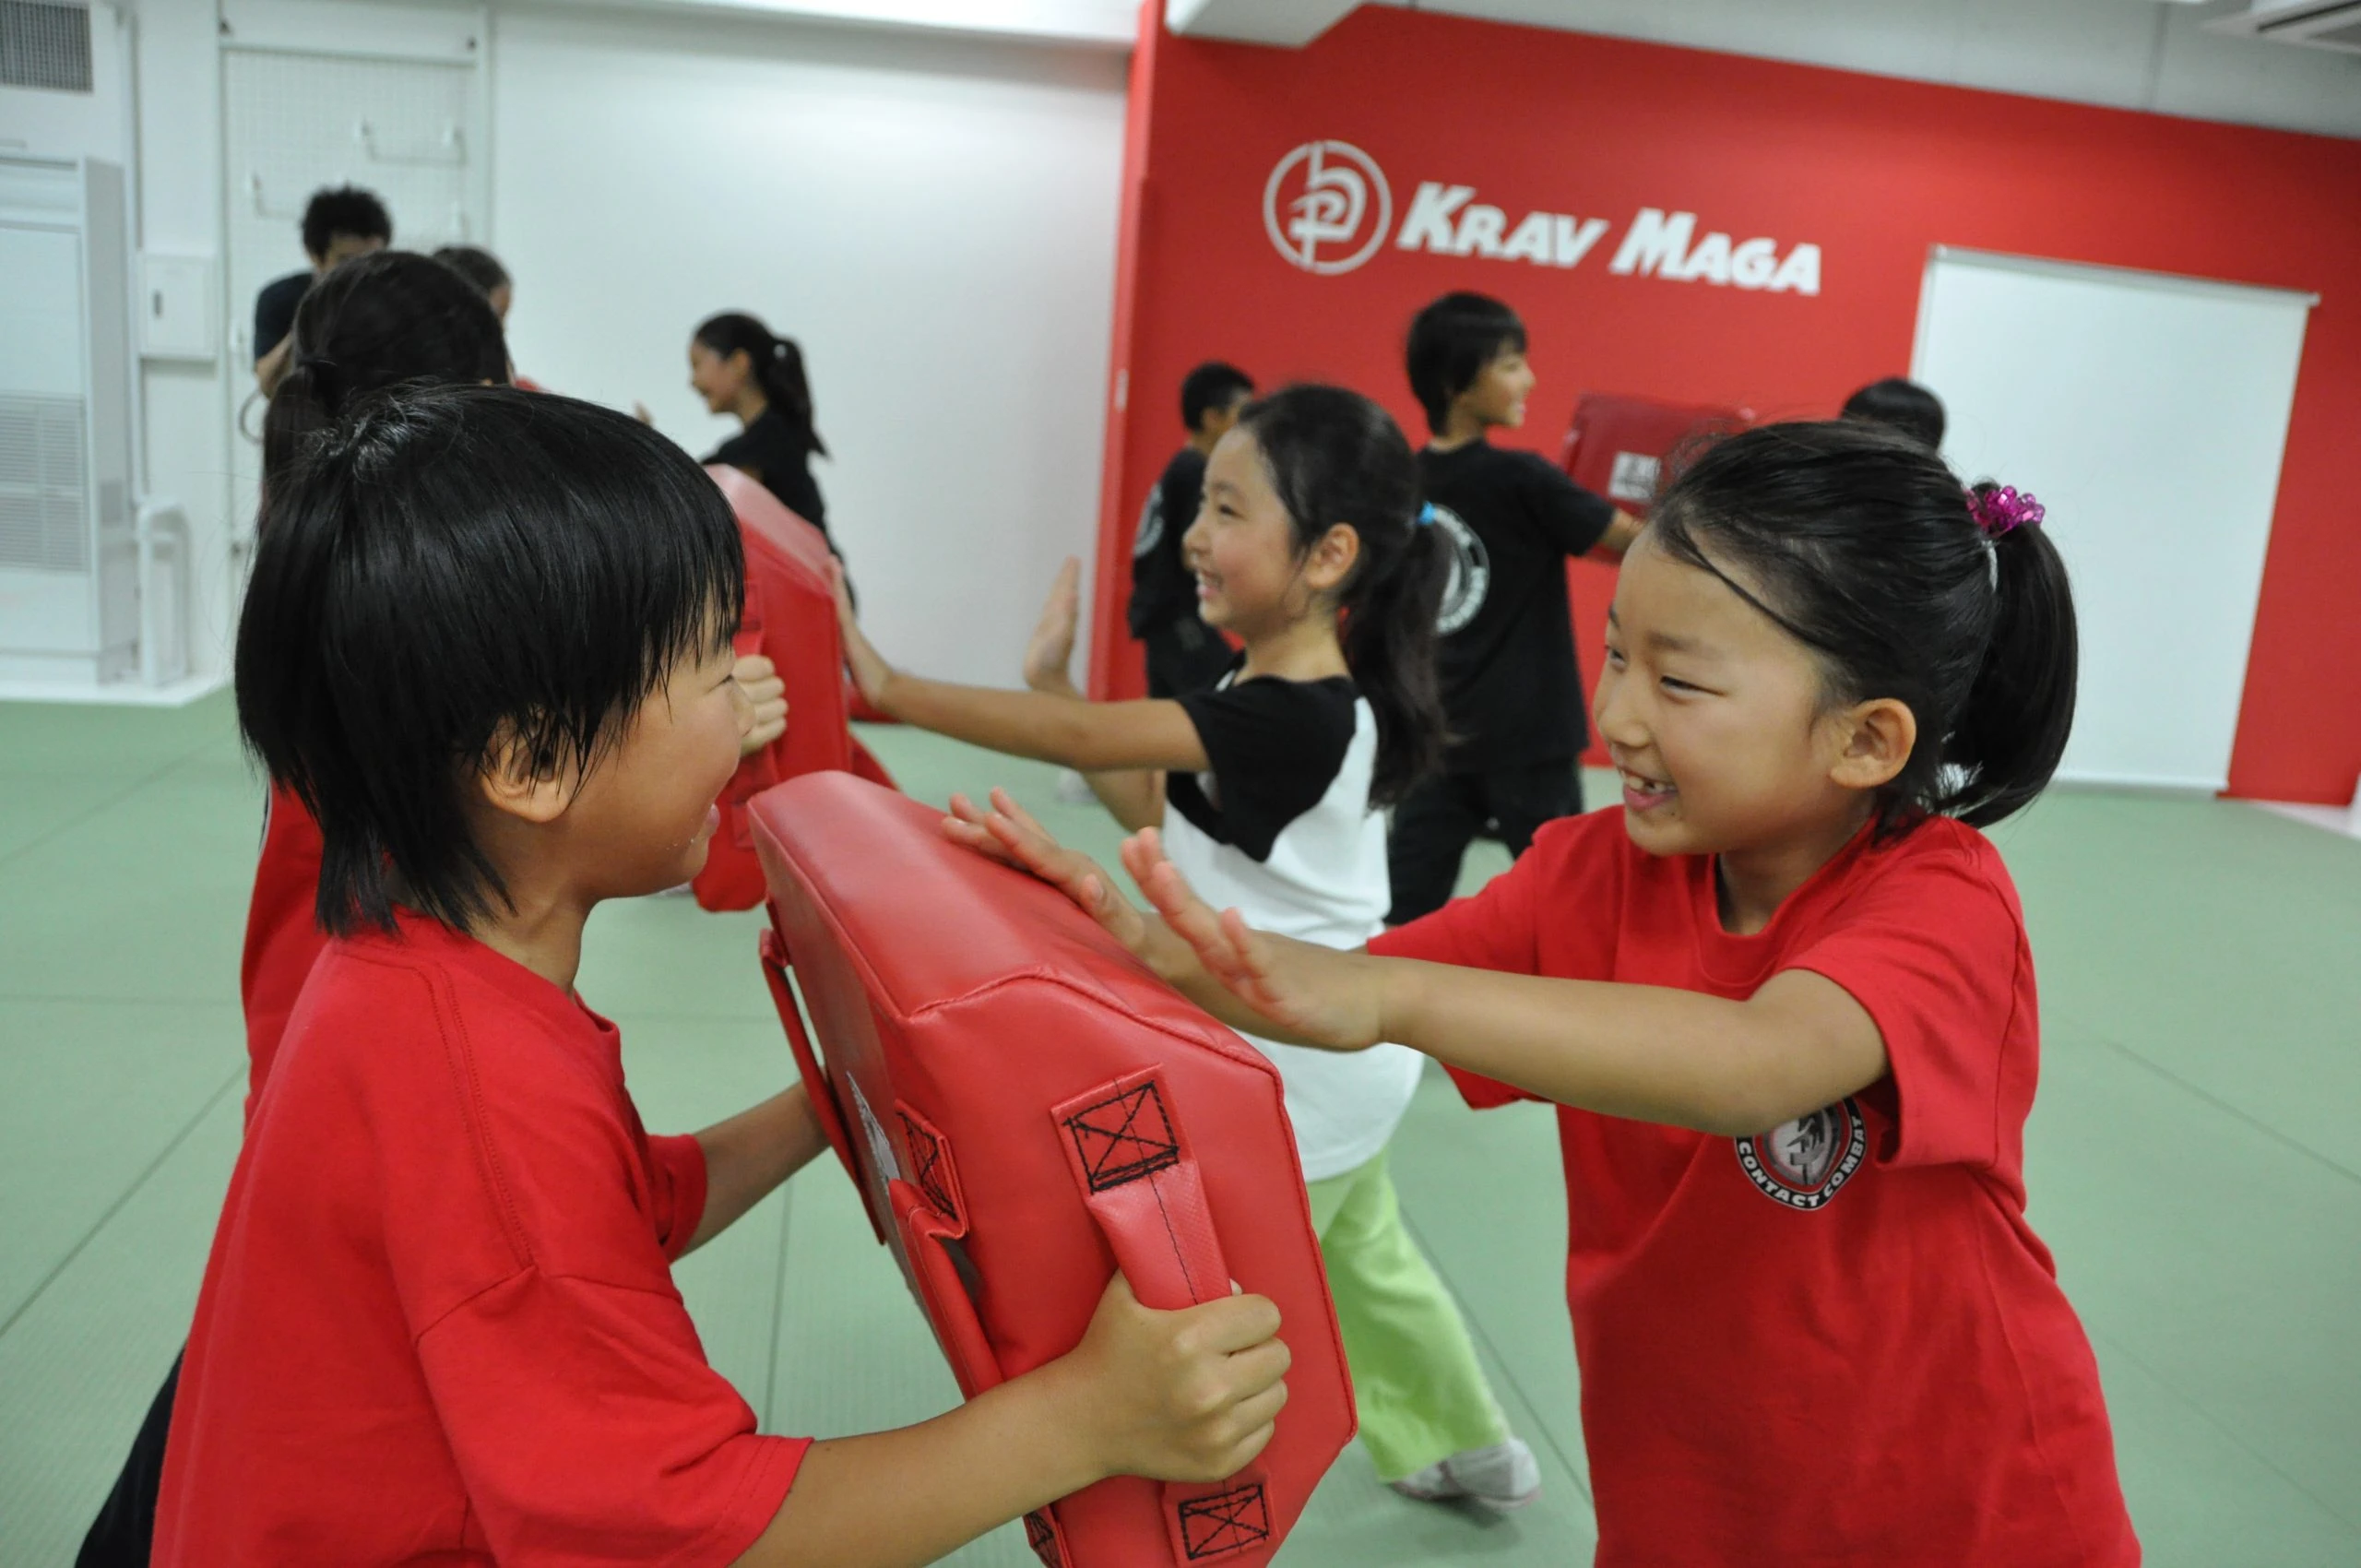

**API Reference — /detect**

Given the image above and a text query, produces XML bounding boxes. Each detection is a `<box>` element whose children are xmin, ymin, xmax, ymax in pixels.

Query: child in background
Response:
<box><xmin>839</xmin><ymin>385</ymin><xmax>1546</xmax><ymax>1511</ymax></box>
<box><xmin>157</xmin><ymin>385</ymin><xmax>1290</xmax><ymax>1566</ymax></box>
<box><xmin>1131</xmin><ymin>361</ymin><xmax>1254</xmax><ymax>697</ymax></box>
<box><xmin>1843</xmin><ymin>374</ymin><xmax>1948</xmax><ymax>447</ymax></box>
<box><xmin>1388</xmin><ymin>291</ymin><xmax>1643</xmax><ymax>927</ymax></box>
<box><xmin>249</xmin><ymin>185</ymin><xmax>391</xmax><ymax>395</ymax></box>
<box><xmin>432</xmin><ymin>244</ymin><xmax>514</xmax><ymax>320</ymax></box>
<box><xmin>689</xmin><ymin>313</ymin><xmax>837</xmax><ymax>556</ymax></box>
<box><xmin>979</xmin><ymin>421</ymin><xmax>2137</xmax><ymax>1564</ymax></box>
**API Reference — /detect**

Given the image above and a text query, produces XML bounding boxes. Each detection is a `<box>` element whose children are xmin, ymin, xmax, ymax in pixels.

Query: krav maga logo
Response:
<box><xmin>1264</xmin><ymin>140</ymin><xmax>1393</xmax><ymax>275</ymax></box>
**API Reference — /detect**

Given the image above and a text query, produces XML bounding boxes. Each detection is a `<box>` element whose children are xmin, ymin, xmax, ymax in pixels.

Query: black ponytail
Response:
<box><xmin>1237</xmin><ymin>385</ymin><xmax>1447</xmax><ymax>805</ymax></box>
<box><xmin>1649</xmin><ymin>421</ymin><xmax>2078</xmax><ymax>835</ymax></box>
<box><xmin>263</xmin><ymin>251</ymin><xmax>509</xmax><ymax>493</ymax></box>
<box><xmin>1944</xmin><ymin>483</ymin><xmax>2077</xmax><ymax>826</ymax></box>
<box><xmin>693</xmin><ymin>312</ymin><xmax>826</xmax><ymax>457</ymax></box>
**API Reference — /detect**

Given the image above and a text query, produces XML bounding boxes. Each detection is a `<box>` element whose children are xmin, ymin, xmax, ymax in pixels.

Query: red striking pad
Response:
<box><xmin>1560</xmin><ymin>393</ymin><xmax>1751</xmax><ymax>767</ymax></box>
<box><xmin>1560</xmin><ymin>390</ymin><xmax>1750</xmax><ymax>517</ymax></box>
<box><xmin>749</xmin><ymin>773</ymin><xmax>1355</xmax><ymax>1567</ymax></box>
<box><xmin>694</xmin><ymin>467</ymin><xmax>897</xmax><ymax>910</ymax></box>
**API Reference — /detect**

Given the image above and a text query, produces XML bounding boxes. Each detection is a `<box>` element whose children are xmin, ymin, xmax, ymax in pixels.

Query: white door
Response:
<box><xmin>1911</xmin><ymin>247</ymin><xmax>2314</xmax><ymax>792</ymax></box>
<box><xmin>219</xmin><ymin>7</ymin><xmax>487</xmax><ymax>549</ymax></box>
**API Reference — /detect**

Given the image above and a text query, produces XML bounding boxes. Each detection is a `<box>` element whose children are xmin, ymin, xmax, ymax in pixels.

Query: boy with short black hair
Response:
<box><xmin>251</xmin><ymin>185</ymin><xmax>393</xmax><ymax>392</ymax></box>
<box><xmin>157</xmin><ymin>384</ymin><xmax>1290</xmax><ymax>1567</ymax></box>
<box><xmin>1388</xmin><ymin>292</ymin><xmax>1642</xmax><ymax>926</ymax></box>
<box><xmin>1131</xmin><ymin>360</ymin><xmax>1255</xmax><ymax>696</ymax></box>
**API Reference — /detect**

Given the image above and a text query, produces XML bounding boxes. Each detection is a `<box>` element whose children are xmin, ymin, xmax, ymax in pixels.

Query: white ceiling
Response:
<box><xmin>1360</xmin><ymin>0</ymin><xmax>2361</xmax><ymax>139</ymax></box>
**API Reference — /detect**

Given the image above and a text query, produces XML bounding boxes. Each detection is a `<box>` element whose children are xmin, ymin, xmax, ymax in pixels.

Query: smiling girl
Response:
<box><xmin>956</xmin><ymin>420</ymin><xmax>2139</xmax><ymax>1563</ymax></box>
<box><xmin>838</xmin><ymin>385</ymin><xmax>1549</xmax><ymax>1510</ymax></box>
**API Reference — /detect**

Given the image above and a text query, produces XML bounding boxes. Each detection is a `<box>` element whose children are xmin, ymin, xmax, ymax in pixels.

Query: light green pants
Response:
<box><xmin>1304</xmin><ymin>1146</ymin><xmax>1510</xmax><ymax>1480</ymax></box>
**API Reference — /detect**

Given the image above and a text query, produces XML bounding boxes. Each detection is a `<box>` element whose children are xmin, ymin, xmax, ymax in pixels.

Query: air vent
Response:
<box><xmin>0</xmin><ymin>0</ymin><xmax>93</xmax><ymax>92</ymax></box>
<box><xmin>0</xmin><ymin>395</ymin><xmax>90</xmax><ymax>572</ymax></box>
<box><xmin>2207</xmin><ymin>0</ymin><xmax>2361</xmax><ymax>54</ymax></box>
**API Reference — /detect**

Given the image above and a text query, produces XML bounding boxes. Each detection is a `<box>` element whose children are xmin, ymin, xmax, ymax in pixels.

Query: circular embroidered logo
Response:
<box><xmin>1133</xmin><ymin>487</ymin><xmax>1164</xmax><ymax>558</ymax></box>
<box><xmin>1736</xmin><ymin>1097</ymin><xmax>1867</xmax><ymax>1210</ymax></box>
<box><xmin>1429</xmin><ymin>503</ymin><xmax>1490</xmax><ymax>635</ymax></box>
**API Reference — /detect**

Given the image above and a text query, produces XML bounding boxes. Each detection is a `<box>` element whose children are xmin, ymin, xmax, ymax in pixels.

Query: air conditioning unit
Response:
<box><xmin>0</xmin><ymin>154</ymin><xmax>139</xmax><ymax>687</ymax></box>
<box><xmin>2206</xmin><ymin>0</ymin><xmax>2361</xmax><ymax>53</ymax></box>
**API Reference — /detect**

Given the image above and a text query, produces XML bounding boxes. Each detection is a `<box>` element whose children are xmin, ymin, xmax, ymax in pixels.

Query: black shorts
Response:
<box><xmin>1385</xmin><ymin>760</ymin><xmax>1583</xmax><ymax>926</ymax></box>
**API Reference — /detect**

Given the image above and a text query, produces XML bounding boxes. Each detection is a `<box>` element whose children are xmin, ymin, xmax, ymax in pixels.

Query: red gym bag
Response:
<box><xmin>749</xmin><ymin>772</ymin><xmax>1356</xmax><ymax>1566</ymax></box>
<box><xmin>694</xmin><ymin>467</ymin><xmax>897</xmax><ymax>911</ymax></box>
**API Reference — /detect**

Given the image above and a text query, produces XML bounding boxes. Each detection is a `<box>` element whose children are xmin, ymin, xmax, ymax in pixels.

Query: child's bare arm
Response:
<box><xmin>731</xmin><ymin>1277</ymin><xmax>1288</xmax><ymax>1568</ymax></box>
<box><xmin>1591</xmin><ymin>509</ymin><xmax>1645</xmax><ymax>560</ymax></box>
<box><xmin>1126</xmin><ymin>832</ymin><xmax>1892</xmax><ymax>1137</ymax></box>
<box><xmin>835</xmin><ymin>563</ymin><xmax>1210</xmax><ymax>776</ymax></box>
<box><xmin>1018</xmin><ymin>562</ymin><xmax>1169</xmax><ymax>831</ymax></box>
<box><xmin>680</xmin><ymin>1084</ymin><xmax>829</xmax><ymax>1255</ymax></box>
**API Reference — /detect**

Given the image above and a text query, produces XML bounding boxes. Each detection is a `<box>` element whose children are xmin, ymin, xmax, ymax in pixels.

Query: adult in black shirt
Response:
<box><xmin>687</xmin><ymin>313</ymin><xmax>837</xmax><ymax>553</ymax></box>
<box><xmin>1130</xmin><ymin>361</ymin><xmax>1253</xmax><ymax>696</ymax></box>
<box><xmin>251</xmin><ymin>186</ymin><xmax>393</xmax><ymax>395</ymax></box>
<box><xmin>1388</xmin><ymin>292</ymin><xmax>1643</xmax><ymax>925</ymax></box>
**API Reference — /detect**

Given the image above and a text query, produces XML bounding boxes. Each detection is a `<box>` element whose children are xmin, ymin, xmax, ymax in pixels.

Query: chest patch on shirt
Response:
<box><xmin>1133</xmin><ymin>488</ymin><xmax>1165</xmax><ymax>558</ymax></box>
<box><xmin>1429</xmin><ymin>503</ymin><xmax>1490</xmax><ymax>635</ymax></box>
<box><xmin>1736</xmin><ymin>1097</ymin><xmax>1866</xmax><ymax>1210</ymax></box>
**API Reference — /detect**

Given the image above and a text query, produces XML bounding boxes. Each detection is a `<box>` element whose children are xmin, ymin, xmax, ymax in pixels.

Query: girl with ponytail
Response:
<box><xmin>984</xmin><ymin>419</ymin><xmax>2135</xmax><ymax>1562</ymax></box>
<box><xmin>834</xmin><ymin>384</ymin><xmax>1546</xmax><ymax>1512</ymax></box>
<box><xmin>687</xmin><ymin>312</ymin><xmax>836</xmax><ymax>552</ymax></box>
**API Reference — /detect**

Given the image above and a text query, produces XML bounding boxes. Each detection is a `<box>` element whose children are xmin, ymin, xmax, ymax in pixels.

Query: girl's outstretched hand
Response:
<box><xmin>941</xmin><ymin>789</ymin><xmax>1155</xmax><ymax>957</ymax></box>
<box><xmin>829</xmin><ymin>560</ymin><xmax>894</xmax><ymax>710</ymax></box>
<box><xmin>733</xmin><ymin>652</ymin><xmax>789</xmax><ymax>755</ymax></box>
<box><xmin>1023</xmin><ymin>557</ymin><xmax>1084</xmax><ymax>695</ymax></box>
<box><xmin>1121</xmin><ymin>828</ymin><xmax>1384</xmax><ymax>1051</ymax></box>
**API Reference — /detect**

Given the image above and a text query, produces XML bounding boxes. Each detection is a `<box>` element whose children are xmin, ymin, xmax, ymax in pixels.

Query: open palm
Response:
<box><xmin>1023</xmin><ymin>557</ymin><xmax>1084</xmax><ymax>694</ymax></box>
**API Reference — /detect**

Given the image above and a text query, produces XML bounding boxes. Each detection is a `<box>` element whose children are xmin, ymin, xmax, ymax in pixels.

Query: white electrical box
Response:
<box><xmin>0</xmin><ymin>155</ymin><xmax>140</xmax><ymax>689</ymax></box>
<box><xmin>137</xmin><ymin>254</ymin><xmax>219</xmax><ymax>362</ymax></box>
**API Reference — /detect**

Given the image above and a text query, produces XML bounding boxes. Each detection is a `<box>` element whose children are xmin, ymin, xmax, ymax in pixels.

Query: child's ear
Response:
<box><xmin>475</xmin><ymin>725</ymin><xmax>575</xmax><ymax>826</ymax></box>
<box><xmin>1304</xmin><ymin>522</ymin><xmax>1361</xmax><ymax>593</ymax></box>
<box><xmin>1826</xmin><ymin>697</ymin><xmax>1916</xmax><ymax>792</ymax></box>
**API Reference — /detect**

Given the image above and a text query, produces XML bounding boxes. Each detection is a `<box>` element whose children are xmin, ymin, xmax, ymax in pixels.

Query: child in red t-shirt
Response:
<box><xmin>158</xmin><ymin>386</ymin><xmax>1289</xmax><ymax>1567</ymax></box>
<box><xmin>954</xmin><ymin>422</ymin><xmax>2140</xmax><ymax>1564</ymax></box>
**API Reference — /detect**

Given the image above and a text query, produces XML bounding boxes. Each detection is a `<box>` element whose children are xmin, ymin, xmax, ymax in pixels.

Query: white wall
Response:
<box><xmin>490</xmin><ymin>6</ymin><xmax>1129</xmax><ymax>685</ymax></box>
<box><xmin>135</xmin><ymin>0</ymin><xmax>238</xmax><ymax>686</ymax></box>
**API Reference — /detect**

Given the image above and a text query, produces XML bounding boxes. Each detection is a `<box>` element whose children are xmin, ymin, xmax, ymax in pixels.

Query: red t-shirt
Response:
<box><xmin>236</xmin><ymin>783</ymin><xmax>325</xmax><ymax>1123</ymax></box>
<box><xmin>1370</xmin><ymin>810</ymin><xmax>2137</xmax><ymax>1566</ymax></box>
<box><xmin>159</xmin><ymin>911</ymin><xmax>808</xmax><ymax>1565</ymax></box>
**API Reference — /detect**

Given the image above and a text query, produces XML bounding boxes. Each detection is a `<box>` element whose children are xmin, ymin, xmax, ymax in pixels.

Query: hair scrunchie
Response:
<box><xmin>1969</xmin><ymin>484</ymin><xmax>2045</xmax><ymax>539</ymax></box>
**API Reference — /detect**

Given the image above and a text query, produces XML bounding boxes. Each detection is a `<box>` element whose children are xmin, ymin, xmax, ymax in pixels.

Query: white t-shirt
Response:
<box><xmin>1161</xmin><ymin>670</ymin><xmax>1424</xmax><ymax>1182</ymax></box>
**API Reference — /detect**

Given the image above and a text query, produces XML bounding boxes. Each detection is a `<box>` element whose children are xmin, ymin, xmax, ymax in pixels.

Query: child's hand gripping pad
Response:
<box><xmin>695</xmin><ymin>467</ymin><xmax>898</xmax><ymax>910</ymax></box>
<box><xmin>749</xmin><ymin>773</ymin><xmax>1354</xmax><ymax>1567</ymax></box>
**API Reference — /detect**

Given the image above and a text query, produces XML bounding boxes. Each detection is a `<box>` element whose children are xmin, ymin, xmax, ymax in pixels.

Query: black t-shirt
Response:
<box><xmin>1418</xmin><ymin>441</ymin><xmax>1615</xmax><ymax>771</ymax></box>
<box><xmin>1128</xmin><ymin>446</ymin><xmax>1207</xmax><ymax>637</ymax></box>
<box><xmin>253</xmin><ymin>270</ymin><xmax>312</xmax><ymax>364</ymax></box>
<box><xmin>706</xmin><ymin>408</ymin><xmax>830</xmax><ymax>539</ymax></box>
<box><xmin>1168</xmin><ymin>669</ymin><xmax>1360</xmax><ymax>862</ymax></box>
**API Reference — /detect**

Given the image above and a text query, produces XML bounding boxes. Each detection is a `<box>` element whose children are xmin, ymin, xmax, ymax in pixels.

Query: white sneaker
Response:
<box><xmin>1389</xmin><ymin>1437</ymin><xmax>1541</xmax><ymax>1511</ymax></box>
<box><xmin>1053</xmin><ymin>768</ymin><xmax>1096</xmax><ymax>805</ymax></box>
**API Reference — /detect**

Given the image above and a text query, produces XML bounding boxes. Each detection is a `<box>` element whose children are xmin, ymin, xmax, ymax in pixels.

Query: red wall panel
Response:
<box><xmin>1091</xmin><ymin>6</ymin><xmax>2361</xmax><ymax>802</ymax></box>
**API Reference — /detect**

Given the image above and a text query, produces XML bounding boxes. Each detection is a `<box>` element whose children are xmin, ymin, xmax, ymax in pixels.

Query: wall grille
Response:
<box><xmin>0</xmin><ymin>1</ymin><xmax>94</xmax><ymax>93</ymax></box>
<box><xmin>0</xmin><ymin>395</ymin><xmax>90</xmax><ymax>573</ymax></box>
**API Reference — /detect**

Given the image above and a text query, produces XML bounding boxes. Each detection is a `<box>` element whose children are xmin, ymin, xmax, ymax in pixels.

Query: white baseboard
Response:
<box><xmin>0</xmin><ymin>671</ymin><xmax>229</xmax><ymax>708</ymax></box>
<box><xmin>2248</xmin><ymin>800</ymin><xmax>2361</xmax><ymax>842</ymax></box>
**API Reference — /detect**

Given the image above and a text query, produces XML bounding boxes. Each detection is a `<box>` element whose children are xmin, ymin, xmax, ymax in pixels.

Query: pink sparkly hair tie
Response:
<box><xmin>1970</xmin><ymin>485</ymin><xmax>2045</xmax><ymax>540</ymax></box>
